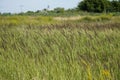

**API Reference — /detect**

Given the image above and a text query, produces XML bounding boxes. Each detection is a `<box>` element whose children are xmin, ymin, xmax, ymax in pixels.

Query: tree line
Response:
<box><xmin>78</xmin><ymin>0</ymin><xmax>120</xmax><ymax>12</ymax></box>
<box><xmin>0</xmin><ymin>0</ymin><xmax>119</xmax><ymax>15</ymax></box>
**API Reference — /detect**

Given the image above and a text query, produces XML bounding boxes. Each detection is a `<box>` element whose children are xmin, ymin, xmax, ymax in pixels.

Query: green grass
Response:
<box><xmin>0</xmin><ymin>15</ymin><xmax>57</xmax><ymax>26</ymax></box>
<box><xmin>0</xmin><ymin>15</ymin><xmax>120</xmax><ymax>80</ymax></box>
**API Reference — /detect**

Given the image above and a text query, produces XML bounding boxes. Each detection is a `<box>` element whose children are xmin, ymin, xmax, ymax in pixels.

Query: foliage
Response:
<box><xmin>54</xmin><ymin>7</ymin><xmax>65</xmax><ymax>13</ymax></box>
<box><xmin>1</xmin><ymin>13</ymin><xmax>11</xmax><ymax>16</ymax></box>
<box><xmin>25</xmin><ymin>11</ymin><xmax>35</xmax><ymax>15</ymax></box>
<box><xmin>110</xmin><ymin>0</ymin><xmax>120</xmax><ymax>12</ymax></box>
<box><xmin>78</xmin><ymin>0</ymin><xmax>120</xmax><ymax>12</ymax></box>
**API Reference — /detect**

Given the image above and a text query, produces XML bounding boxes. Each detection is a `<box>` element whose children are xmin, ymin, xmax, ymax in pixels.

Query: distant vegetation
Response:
<box><xmin>0</xmin><ymin>16</ymin><xmax>57</xmax><ymax>26</ymax></box>
<box><xmin>0</xmin><ymin>0</ymin><xmax>120</xmax><ymax>16</ymax></box>
<box><xmin>78</xmin><ymin>0</ymin><xmax>120</xmax><ymax>12</ymax></box>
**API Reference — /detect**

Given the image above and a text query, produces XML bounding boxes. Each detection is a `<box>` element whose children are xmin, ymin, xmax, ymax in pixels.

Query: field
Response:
<box><xmin>0</xmin><ymin>14</ymin><xmax>120</xmax><ymax>80</ymax></box>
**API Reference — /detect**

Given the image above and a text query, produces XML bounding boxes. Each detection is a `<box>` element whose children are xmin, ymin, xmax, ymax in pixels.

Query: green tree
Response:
<box><xmin>78</xmin><ymin>0</ymin><xmax>110</xmax><ymax>12</ymax></box>
<box><xmin>110</xmin><ymin>0</ymin><xmax>120</xmax><ymax>12</ymax></box>
<box><xmin>2</xmin><ymin>13</ymin><xmax>11</xmax><ymax>16</ymax></box>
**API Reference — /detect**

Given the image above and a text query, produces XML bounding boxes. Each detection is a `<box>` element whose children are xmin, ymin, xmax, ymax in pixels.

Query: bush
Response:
<box><xmin>54</xmin><ymin>7</ymin><xmax>65</xmax><ymax>13</ymax></box>
<box><xmin>81</xmin><ymin>16</ymin><xmax>95</xmax><ymax>21</ymax></box>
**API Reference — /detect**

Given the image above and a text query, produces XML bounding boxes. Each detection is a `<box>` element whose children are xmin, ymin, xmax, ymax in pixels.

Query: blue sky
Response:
<box><xmin>0</xmin><ymin>0</ymin><xmax>81</xmax><ymax>13</ymax></box>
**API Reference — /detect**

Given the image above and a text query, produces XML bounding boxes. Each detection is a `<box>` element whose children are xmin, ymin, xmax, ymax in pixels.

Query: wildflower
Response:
<box><xmin>102</xmin><ymin>69</ymin><xmax>111</xmax><ymax>77</ymax></box>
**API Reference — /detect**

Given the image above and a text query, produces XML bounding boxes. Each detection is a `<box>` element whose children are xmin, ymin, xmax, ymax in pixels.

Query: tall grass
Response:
<box><xmin>0</xmin><ymin>15</ymin><xmax>57</xmax><ymax>27</ymax></box>
<box><xmin>0</xmin><ymin>16</ymin><xmax>120</xmax><ymax>80</ymax></box>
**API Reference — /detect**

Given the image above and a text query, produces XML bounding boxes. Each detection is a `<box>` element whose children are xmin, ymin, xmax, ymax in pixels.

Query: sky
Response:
<box><xmin>0</xmin><ymin>0</ymin><xmax>81</xmax><ymax>13</ymax></box>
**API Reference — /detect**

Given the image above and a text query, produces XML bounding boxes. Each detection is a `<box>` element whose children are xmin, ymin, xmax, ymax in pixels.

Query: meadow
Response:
<box><xmin>0</xmin><ymin>14</ymin><xmax>120</xmax><ymax>80</ymax></box>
